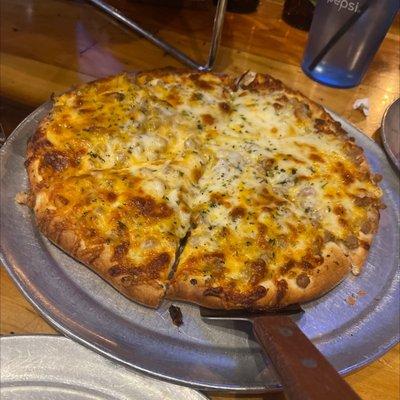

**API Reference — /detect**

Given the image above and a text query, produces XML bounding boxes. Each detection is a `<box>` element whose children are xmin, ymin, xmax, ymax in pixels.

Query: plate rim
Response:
<box><xmin>0</xmin><ymin>334</ymin><xmax>209</xmax><ymax>400</ymax></box>
<box><xmin>1</xmin><ymin>103</ymin><xmax>399</xmax><ymax>393</ymax></box>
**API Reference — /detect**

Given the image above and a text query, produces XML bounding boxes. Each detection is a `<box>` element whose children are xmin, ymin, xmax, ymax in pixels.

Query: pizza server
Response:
<box><xmin>201</xmin><ymin>305</ymin><xmax>361</xmax><ymax>400</ymax></box>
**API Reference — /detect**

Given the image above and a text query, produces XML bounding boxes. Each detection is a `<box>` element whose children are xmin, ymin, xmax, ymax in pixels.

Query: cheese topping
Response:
<box><xmin>29</xmin><ymin>70</ymin><xmax>382</xmax><ymax>307</ymax></box>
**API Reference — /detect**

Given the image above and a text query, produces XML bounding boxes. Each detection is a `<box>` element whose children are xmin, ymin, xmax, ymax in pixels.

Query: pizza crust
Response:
<box><xmin>281</xmin><ymin>242</ymin><xmax>352</xmax><ymax>306</ymax></box>
<box><xmin>167</xmin><ymin>243</ymin><xmax>351</xmax><ymax>310</ymax></box>
<box><xmin>33</xmin><ymin>193</ymin><xmax>167</xmax><ymax>308</ymax></box>
<box><xmin>37</xmin><ymin>217</ymin><xmax>165</xmax><ymax>308</ymax></box>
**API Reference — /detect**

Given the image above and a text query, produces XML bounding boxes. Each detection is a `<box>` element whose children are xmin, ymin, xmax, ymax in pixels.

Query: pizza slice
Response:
<box><xmin>25</xmin><ymin>72</ymin><xmax>214</xmax><ymax>191</ymax></box>
<box><xmin>30</xmin><ymin>164</ymin><xmax>193</xmax><ymax>307</ymax></box>
<box><xmin>168</xmin><ymin>131</ymin><xmax>383</xmax><ymax>309</ymax></box>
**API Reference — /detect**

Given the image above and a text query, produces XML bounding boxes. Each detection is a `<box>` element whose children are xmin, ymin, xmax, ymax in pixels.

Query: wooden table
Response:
<box><xmin>1</xmin><ymin>1</ymin><xmax>399</xmax><ymax>399</ymax></box>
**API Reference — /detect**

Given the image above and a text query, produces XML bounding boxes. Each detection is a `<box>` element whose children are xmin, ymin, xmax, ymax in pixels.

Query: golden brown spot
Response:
<box><xmin>29</xmin><ymin>132</ymin><xmax>52</xmax><ymax>152</ymax></box>
<box><xmin>338</xmin><ymin>217</ymin><xmax>348</xmax><ymax>227</ymax></box>
<box><xmin>201</xmin><ymin>114</ymin><xmax>215</xmax><ymax>125</ymax></box>
<box><xmin>113</xmin><ymin>242</ymin><xmax>129</xmax><ymax>260</ymax></box>
<box><xmin>106</xmin><ymin>192</ymin><xmax>117</xmax><ymax>202</ymax></box>
<box><xmin>259</xmin><ymin>188</ymin><xmax>287</xmax><ymax>207</ymax></box>
<box><xmin>54</xmin><ymin>194</ymin><xmax>69</xmax><ymax>206</ymax></box>
<box><xmin>334</xmin><ymin>161</ymin><xmax>354</xmax><ymax>184</ymax></box>
<box><xmin>43</xmin><ymin>151</ymin><xmax>69</xmax><ymax>172</ymax></box>
<box><xmin>276</xmin><ymin>95</ymin><xmax>289</xmax><ymax>103</ymax></box>
<box><xmin>108</xmin><ymin>266</ymin><xmax>123</xmax><ymax>277</ymax></box>
<box><xmin>259</xmin><ymin>158</ymin><xmax>275</xmax><ymax>173</ymax></box>
<box><xmin>273</xmin><ymin>102</ymin><xmax>283</xmax><ymax>112</ymax></box>
<box><xmin>314</xmin><ymin>118</ymin><xmax>337</xmax><ymax>135</ymax></box>
<box><xmin>191</xmin><ymin>167</ymin><xmax>202</xmax><ymax>183</ymax></box>
<box><xmin>301</xmin><ymin>259</ymin><xmax>314</xmax><ymax>270</ymax></box>
<box><xmin>114</xmin><ymin>92</ymin><xmax>125</xmax><ymax>101</ymax></box>
<box><xmin>360</xmin><ymin>240</ymin><xmax>370</xmax><ymax>250</ymax></box>
<box><xmin>247</xmin><ymin>259</ymin><xmax>266</xmax><ymax>285</ymax></box>
<box><xmin>286</xmin><ymin>222</ymin><xmax>298</xmax><ymax>234</ymax></box>
<box><xmin>276</xmin><ymin>153</ymin><xmax>305</xmax><ymax>164</ymax></box>
<box><xmin>229</xmin><ymin>206</ymin><xmax>246</xmax><ymax>220</ymax></box>
<box><xmin>116</xmin><ymin>220</ymin><xmax>127</xmax><ymax>231</ymax></box>
<box><xmin>309</xmin><ymin>153</ymin><xmax>324</xmax><ymax>163</ymax></box>
<box><xmin>145</xmin><ymin>252</ymin><xmax>171</xmax><ymax>277</ymax></box>
<box><xmin>323</xmin><ymin>230</ymin><xmax>335</xmax><ymax>243</ymax></box>
<box><xmin>246</xmin><ymin>74</ymin><xmax>284</xmax><ymax>92</ymax></box>
<box><xmin>276</xmin><ymin>279</ymin><xmax>288</xmax><ymax>303</ymax></box>
<box><xmin>311</xmin><ymin>236</ymin><xmax>324</xmax><ymax>256</ymax></box>
<box><xmin>84</xmin><ymin>228</ymin><xmax>97</xmax><ymax>239</ymax></box>
<box><xmin>296</xmin><ymin>273</ymin><xmax>310</xmax><ymax>289</ymax></box>
<box><xmin>295</xmin><ymin>142</ymin><xmax>318</xmax><ymax>152</ymax></box>
<box><xmin>271</xmin><ymin>127</ymin><xmax>278</xmax><ymax>133</ymax></box>
<box><xmin>219</xmin><ymin>226</ymin><xmax>230</xmax><ymax>237</ymax></box>
<box><xmin>360</xmin><ymin>220</ymin><xmax>372</xmax><ymax>234</ymax></box>
<box><xmin>210</xmin><ymin>192</ymin><xmax>231</xmax><ymax>207</ymax></box>
<box><xmin>190</xmin><ymin>74</ymin><xmax>213</xmax><ymax>90</ymax></box>
<box><xmin>184</xmin><ymin>252</ymin><xmax>225</xmax><ymax>274</ymax></box>
<box><xmin>226</xmin><ymin>286</ymin><xmax>267</xmax><ymax>306</ymax></box>
<box><xmin>344</xmin><ymin>235</ymin><xmax>359</xmax><ymax>249</ymax></box>
<box><xmin>333</xmin><ymin>205</ymin><xmax>345</xmax><ymax>215</ymax></box>
<box><xmin>190</xmin><ymin>92</ymin><xmax>203</xmax><ymax>101</ymax></box>
<box><xmin>218</xmin><ymin>102</ymin><xmax>231</xmax><ymax>113</ymax></box>
<box><xmin>166</xmin><ymin>91</ymin><xmax>182</xmax><ymax>106</ymax></box>
<box><xmin>342</xmin><ymin>170</ymin><xmax>354</xmax><ymax>184</ymax></box>
<box><xmin>78</xmin><ymin>108</ymin><xmax>96</xmax><ymax>114</ymax></box>
<box><xmin>256</xmin><ymin>223</ymin><xmax>270</xmax><ymax>250</ymax></box>
<box><xmin>130</xmin><ymin>196</ymin><xmax>173</xmax><ymax>218</ymax></box>
<box><xmin>296</xmin><ymin>175</ymin><xmax>311</xmax><ymax>182</ymax></box>
<box><xmin>280</xmin><ymin>260</ymin><xmax>295</xmax><ymax>275</ymax></box>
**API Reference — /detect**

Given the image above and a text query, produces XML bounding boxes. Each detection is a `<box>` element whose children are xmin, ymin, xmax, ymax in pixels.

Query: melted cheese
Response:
<box><xmin>33</xmin><ymin>71</ymin><xmax>383</xmax><ymax>303</ymax></box>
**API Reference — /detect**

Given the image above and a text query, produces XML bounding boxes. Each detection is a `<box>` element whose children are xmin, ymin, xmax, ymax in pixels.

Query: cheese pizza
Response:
<box><xmin>22</xmin><ymin>69</ymin><xmax>383</xmax><ymax>309</ymax></box>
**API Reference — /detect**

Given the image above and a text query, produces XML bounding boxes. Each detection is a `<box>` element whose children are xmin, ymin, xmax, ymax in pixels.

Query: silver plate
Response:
<box><xmin>0</xmin><ymin>335</ymin><xmax>208</xmax><ymax>400</ymax></box>
<box><xmin>1</xmin><ymin>103</ymin><xmax>399</xmax><ymax>392</ymax></box>
<box><xmin>381</xmin><ymin>98</ymin><xmax>400</xmax><ymax>171</ymax></box>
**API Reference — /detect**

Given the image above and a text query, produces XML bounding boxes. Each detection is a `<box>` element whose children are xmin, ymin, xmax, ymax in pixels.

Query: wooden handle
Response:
<box><xmin>253</xmin><ymin>315</ymin><xmax>360</xmax><ymax>400</ymax></box>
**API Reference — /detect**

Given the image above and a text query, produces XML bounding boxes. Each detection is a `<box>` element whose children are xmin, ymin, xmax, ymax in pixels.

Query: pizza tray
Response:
<box><xmin>0</xmin><ymin>335</ymin><xmax>208</xmax><ymax>400</ymax></box>
<box><xmin>1</xmin><ymin>102</ymin><xmax>399</xmax><ymax>392</ymax></box>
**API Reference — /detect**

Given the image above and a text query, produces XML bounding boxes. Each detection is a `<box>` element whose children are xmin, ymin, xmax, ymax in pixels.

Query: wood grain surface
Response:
<box><xmin>1</xmin><ymin>1</ymin><xmax>399</xmax><ymax>399</ymax></box>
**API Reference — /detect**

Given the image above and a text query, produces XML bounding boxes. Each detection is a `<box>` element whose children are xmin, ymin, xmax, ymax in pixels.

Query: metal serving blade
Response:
<box><xmin>200</xmin><ymin>304</ymin><xmax>360</xmax><ymax>400</ymax></box>
<box><xmin>200</xmin><ymin>304</ymin><xmax>304</xmax><ymax>321</ymax></box>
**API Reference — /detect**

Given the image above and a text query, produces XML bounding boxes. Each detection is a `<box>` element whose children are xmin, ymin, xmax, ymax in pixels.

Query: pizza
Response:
<box><xmin>21</xmin><ymin>69</ymin><xmax>384</xmax><ymax>309</ymax></box>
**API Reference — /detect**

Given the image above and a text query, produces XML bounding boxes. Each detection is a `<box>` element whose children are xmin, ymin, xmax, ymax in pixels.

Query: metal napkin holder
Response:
<box><xmin>87</xmin><ymin>0</ymin><xmax>227</xmax><ymax>71</ymax></box>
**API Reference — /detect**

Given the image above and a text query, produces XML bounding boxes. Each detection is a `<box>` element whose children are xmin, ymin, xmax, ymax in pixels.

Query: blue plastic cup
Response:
<box><xmin>302</xmin><ymin>0</ymin><xmax>399</xmax><ymax>88</ymax></box>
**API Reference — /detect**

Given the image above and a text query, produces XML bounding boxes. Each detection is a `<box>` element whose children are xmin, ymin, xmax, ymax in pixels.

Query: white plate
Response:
<box><xmin>0</xmin><ymin>335</ymin><xmax>208</xmax><ymax>400</ymax></box>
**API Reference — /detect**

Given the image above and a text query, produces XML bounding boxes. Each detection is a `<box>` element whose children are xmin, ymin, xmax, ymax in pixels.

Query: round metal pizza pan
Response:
<box><xmin>1</xmin><ymin>102</ymin><xmax>399</xmax><ymax>392</ymax></box>
<box><xmin>381</xmin><ymin>98</ymin><xmax>400</xmax><ymax>171</ymax></box>
<box><xmin>0</xmin><ymin>335</ymin><xmax>208</xmax><ymax>400</ymax></box>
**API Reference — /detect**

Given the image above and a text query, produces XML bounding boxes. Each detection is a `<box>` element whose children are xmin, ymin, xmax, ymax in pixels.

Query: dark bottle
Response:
<box><xmin>213</xmin><ymin>0</ymin><xmax>259</xmax><ymax>13</ymax></box>
<box><xmin>282</xmin><ymin>0</ymin><xmax>315</xmax><ymax>31</ymax></box>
